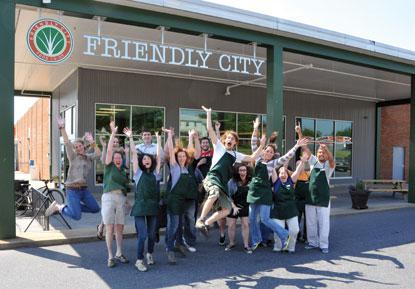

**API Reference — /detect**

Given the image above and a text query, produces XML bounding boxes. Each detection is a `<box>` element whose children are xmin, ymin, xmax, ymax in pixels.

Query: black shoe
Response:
<box><xmin>219</xmin><ymin>234</ymin><xmax>226</xmax><ymax>246</ymax></box>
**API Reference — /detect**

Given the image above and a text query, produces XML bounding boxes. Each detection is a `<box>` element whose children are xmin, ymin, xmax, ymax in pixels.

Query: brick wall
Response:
<box><xmin>380</xmin><ymin>104</ymin><xmax>410</xmax><ymax>180</ymax></box>
<box><xmin>14</xmin><ymin>98</ymin><xmax>50</xmax><ymax>180</ymax></box>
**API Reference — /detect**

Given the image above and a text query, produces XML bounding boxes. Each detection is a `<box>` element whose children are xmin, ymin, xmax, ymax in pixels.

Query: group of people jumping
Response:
<box><xmin>45</xmin><ymin>105</ymin><xmax>335</xmax><ymax>272</ymax></box>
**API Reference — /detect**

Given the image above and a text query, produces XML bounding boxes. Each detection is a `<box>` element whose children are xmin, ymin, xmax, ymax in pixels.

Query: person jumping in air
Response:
<box><xmin>195</xmin><ymin>106</ymin><xmax>265</xmax><ymax>237</ymax></box>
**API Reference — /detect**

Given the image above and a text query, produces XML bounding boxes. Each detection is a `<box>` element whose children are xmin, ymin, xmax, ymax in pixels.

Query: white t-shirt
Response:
<box><xmin>210</xmin><ymin>139</ymin><xmax>246</xmax><ymax>169</ymax></box>
<box><xmin>308</xmin><ymin>155</ymin><xmax>335</xmax><ymax>185</ymax></box>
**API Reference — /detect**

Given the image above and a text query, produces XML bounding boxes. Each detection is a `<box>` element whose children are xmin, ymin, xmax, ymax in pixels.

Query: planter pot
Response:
<box><xmin>349</xmin><ymin>188</ymin><xmax>370</xmax><ymax>210</ymax></box>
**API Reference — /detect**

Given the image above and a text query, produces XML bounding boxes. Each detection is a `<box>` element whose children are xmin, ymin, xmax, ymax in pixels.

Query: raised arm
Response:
<box><xmin>155</xmin><ymin>131</ymin><xmax>162</xmax><ymax>174</ymax></box>
<box><xmin>124</xmin><ymin>127</ymin><xmax>138</xmax><ymax>174</ymax></box>
<box><xmin>251</xmin><ymin>117</ymin><xmax>260</xmax><ymax>153</ymax></box>
<box><xmin>320</xmin><ymin>144</ymin><xmax>335</xmax><ymax>169</ymax></box>
<box><xmin>105</xmin><ymin>121</ymin><xmax>117</xmax><ymax>165</ymax></box>
<box><xmin>124</xmin><ymin>143</ymin><xmax>130</xmax><ymax>169</ymax></box>
<box><xmin>273</xmin><ymin>137</ymin><xmax>309</xmax><ymax>168</ymax></box>
<box><xmin>99</xmin><ymin>136</ymin><xmax>107</xmax><ymax>163</ymax></box>
<box><xmin>163</xmin><ymin>127</ymin><xmax>176</xmax><ymax>167</ymax></box>
<box><xmin>202</xmin><ymin>106</ymin><xmax>217</xmax><ymax>145</ymax></box>
<box><xmin>57</xmin><ymin>116</ymin><xmax>70</xmax><ymax>145</ymax></box>
<box><xmin>84</xmin><ymin>132</ymin><xmax>101</xmax><ymax>159</ymax></box>
<box><xmin>193</xmin><ymin>130</ymin><xmax>201</xmax><ymax>160</ymax></box>
<box><xmin>242</xmin><ymin>134</ymin><xmax>266</xmax><ymax>162</ymax></box>
<box><xmin>291</xmin><ymin>154</ymin><xmax>307</xmax><ymax>183</ymax></box>
<box><xmin>295</xmin><ymin>121</ymin><xmax>303</xmax><ymax>140</ymax></box>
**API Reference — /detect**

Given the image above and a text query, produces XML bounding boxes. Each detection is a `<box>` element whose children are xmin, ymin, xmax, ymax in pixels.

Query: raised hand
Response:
<box><xmin>56</xmin><ymin>116</ymin><xmax>65</xmax><ymax>129</ymax></box>
<box><xmin>162</xmin><ymin>127</ymin><xmax>172</xmax><ymax>134</ymax></box>
<box><xmin>110</xmin><ymin>121</ymin><xmax>117</xmax><ymax>134</ymax></box>
<box><xmin>253</xmin><ymin>117</ymin><xmax>260</xmax><ymax>130</ymax></box>
<box><xmin>297</xmin><ymin>137</ymin><xmax>309</xmax><ymax>147</ymax></box>
<box><xmin>84</xmin><ymin>132</ymin><xmax>94</xmax><ymax>143</ymax></box>
<box><xmin>155</xmin><ymin>131</ymin><xmax>161</xmax><ymax>141</ymax></box>
<box><xmin>123</xmin><ymin>127</ymin><xmax>132</xmax><ymax>138</ymax></box>
<box><xmin>295</xmin><ymin>121</ymin><xmax>302</xmax><ymax>134</ymax></box>
<box><xmin>201</xmin><ymin>105</ymin><xmax>212</xmax><ymax>113</ymax></box>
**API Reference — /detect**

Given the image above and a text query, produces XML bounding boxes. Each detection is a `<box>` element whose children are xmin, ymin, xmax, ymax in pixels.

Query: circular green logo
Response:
<box><xmin>27</xmin><ymin>19</ymin><xmax>73</xmax><ymax>64</ymax></box>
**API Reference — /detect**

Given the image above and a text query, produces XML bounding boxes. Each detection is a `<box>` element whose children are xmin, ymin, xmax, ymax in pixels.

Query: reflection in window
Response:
<box><xmin>296</xmin><ymin>117</ymin><xmax>352</xmax><ymax>177</ymax></box>
<box><xmin>95</xmin><ymin>103</ymin><xmax>165</xmax><ymax>184</ymax></box>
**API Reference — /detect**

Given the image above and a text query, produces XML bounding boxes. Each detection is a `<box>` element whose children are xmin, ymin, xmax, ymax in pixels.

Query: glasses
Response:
<box><xmin>238</xmin><ymin>169</ymin><xmax>247</xmax><ymax>172</ymax></box>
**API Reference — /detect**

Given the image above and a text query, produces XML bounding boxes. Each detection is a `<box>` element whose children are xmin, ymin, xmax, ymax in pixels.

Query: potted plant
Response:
<box><xmin>348</xmin><ymin>181</ymin><xmax>370</xmax><ymax>210</ymax></box>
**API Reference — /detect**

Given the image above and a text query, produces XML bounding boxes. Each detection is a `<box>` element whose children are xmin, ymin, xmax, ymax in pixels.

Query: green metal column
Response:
<box><xmin>375</xmin><ymin>106</ymin><xmax>381</xmax><ymax>179</ymax></box>
<box><xmin>409</xmin><ymin>75</ymin><xmax>415</xmax><ymax>203</ymax></box>
<box><xmin>0</xmin><ymin>0</ymin><xmax>16</xmax><ymax>239</ymax></box>
<box><xmin>266</xmin><ymin>45</ymin><xmax>284</xmax><ymax>151</ymax></box>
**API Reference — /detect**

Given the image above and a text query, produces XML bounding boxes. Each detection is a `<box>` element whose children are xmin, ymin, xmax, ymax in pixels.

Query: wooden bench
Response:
<box><xmin>362</xmin><ymin>179</ymin><xmax>408</xmax><ymax>198</ymax></box>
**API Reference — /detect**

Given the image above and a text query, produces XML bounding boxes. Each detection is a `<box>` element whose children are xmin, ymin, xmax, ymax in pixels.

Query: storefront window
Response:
<box><xmin>95</xmin><ymin>103</ymin><xmax>165</xmax><ymax>184</ymax></box>
<box><xmin>296</xmin><ymin>117</ymin><xmax>353</xmax><ymax>178</ymax></box>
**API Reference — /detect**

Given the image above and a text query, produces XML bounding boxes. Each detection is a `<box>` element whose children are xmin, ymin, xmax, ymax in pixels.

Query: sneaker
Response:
<box><xmin>174</xmin><ymin>243</ymin><xmax>187</xmax><ymax>258</ymax></box>
<box><xmin>146</xmin><ymin>253</ymin><xmax>154</xmax><ymax>265</ymax></box>
<box><xmin>321</xmin><ymin>248</ymin><xmax>329</xmax><ymax>254</ymax></box>
<box><xmin>251</xmin><ymin>242</ymin><xmax>260</xmax><ymax>251</ymax></box>
<box><xmin>244</xmin><ymin>247</ymin><xmax>253</xmax><ymax>254</ymax></box>
<box><xmin>167</xmin><ymin>251</ymin><xmax>176</xmax><ymax>265</ymax></box>
<box><xmin>305</xmin><ymin>244</ymin><xmax>318</xmax><ymax>250</ymax></box>
<box><xmin>96</xmin><ymin>224</ymin><xmax>104</xmax><ymax>240</ymax></box>
<box><xmin>45</xmin><ymin>201</ymin><xmax>59</xmax><ymax>217</ymax></box>
<box><xmin>114</xmin><ymin>254</ymin><xmax>129</xmax><ymax>264</ymax></box>
<box><xmin>218</xmin><ymin>234</ymin><xmax>226</xmax><ymax>246</ymax></box>
<box><xmin>282</xmin><ymin>235</ymin><xmax>291</xmax><ymax>251</ymax></box>
<box><xmin>272</xmin><ymin>245</ymin><xmax>281</xmax><ymax>252</ymax></box>
<box><xmin>225</xmin><ymin>244</ymin><xmax>235</xmax><ymax>251</ymax></box>
<box><xmin>183</xmin><ymin>241</ymin><xmax>197</xmax><ymax>253</ymax></box>
<box><xmin>135</xmin><ymin>259</ymin><xmax>147</xmax><ymax>272</ymax></box>
<box><xmin>107</xmin><ymin>258</ymin><xmax>116</xmax><ymax>268</ymax></box>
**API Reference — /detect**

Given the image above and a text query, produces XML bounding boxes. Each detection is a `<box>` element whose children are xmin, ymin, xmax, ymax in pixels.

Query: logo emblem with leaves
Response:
<box><xmin>27</xmin><ymin>19</ymin><xmax>73</xmax><ymax>64</ymax></box>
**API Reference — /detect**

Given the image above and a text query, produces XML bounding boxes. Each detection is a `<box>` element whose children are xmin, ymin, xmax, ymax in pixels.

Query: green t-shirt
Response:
<box><xmin>103</xmin><ymin>163</ymin><xmax>129</xmax><ymax>194</ymax></box>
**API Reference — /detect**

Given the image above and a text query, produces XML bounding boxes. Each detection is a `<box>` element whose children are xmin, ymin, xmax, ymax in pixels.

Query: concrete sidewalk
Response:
<box><xmin>3</xmin><ymin>185</ymin><xmax>414</xmax><ymax>250</ymax></box>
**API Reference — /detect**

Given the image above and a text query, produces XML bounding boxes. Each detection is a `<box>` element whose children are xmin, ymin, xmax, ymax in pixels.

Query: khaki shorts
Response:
<box><xmin>101</xmin><ymin>191</ymin><xmax>126</xmax><ymax>225</ymax></box>
<box><xmin>203</xmin><ymin>178</ymin><xmax>232</xmax><ymax>211</ymax></box>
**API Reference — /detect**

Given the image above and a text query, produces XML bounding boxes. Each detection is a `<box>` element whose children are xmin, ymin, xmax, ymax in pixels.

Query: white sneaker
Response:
<box><xmin>146</xmin><ymin>253</ymin><xmax>154</xmax><ymax>265</ymax></box>
<box><xmin>272</xmin><ymin>245</ymin><xmax>281</xmax><ymax>252</ymax></box>
<box><xmin>135</xmin><ymin>259</ymin><xmax>148</xmax><ymax>272</ymax></box>
<box><xmin>45</xmin><ymin>201</ymin><xmax>59</xmax><ymax>217</ymax></box>
<box><xmin>183</xmin><ymin>241</ymin><xmax>197</xmax><ymax>253</ymax></box>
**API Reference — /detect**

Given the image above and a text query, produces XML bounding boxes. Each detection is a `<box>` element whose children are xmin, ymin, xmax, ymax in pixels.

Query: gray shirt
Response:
<box><xmin>65</xmin><ymin>141</ymin><xmax>100</xmax><ymax>186</ymax></box>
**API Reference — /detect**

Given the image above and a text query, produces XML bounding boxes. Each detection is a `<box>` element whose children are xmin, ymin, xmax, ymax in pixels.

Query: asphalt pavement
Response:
<box><xmin>2</xmin><ymin>208</ymin><xmax>415</xmax><ymax>289</ymax></box>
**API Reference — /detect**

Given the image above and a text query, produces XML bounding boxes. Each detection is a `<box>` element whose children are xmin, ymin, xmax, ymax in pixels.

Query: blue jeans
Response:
<box><xmin>176</xmin><ymin>200</ymin><xmax>197</xmax><ymax>246</ymax></box>
<box><xmin>166</xmin><ymin>214</ymin><xmax>181</xmax><ymax>252</ymax></box>
<box><xmin>62</xmin><ymin>188</ymin><xmax>100</xmax><ymax>220</ymax></box>
<box><xmin>134</xmin><ymin>216</ymin><xmax>157</xmax><ymax>260</ymax></box>
<box><xmin>260</xmin><ymin>222</ymin><xmax>274</xmax><ymax>243</ymax></box>
<box><xmin>249</xmin><ymin>204</ymin><xmax>288</xmax><ymax>245</ymax></box>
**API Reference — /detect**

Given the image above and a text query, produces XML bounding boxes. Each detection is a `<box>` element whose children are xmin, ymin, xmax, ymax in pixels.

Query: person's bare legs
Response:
<box><xmin>198</xmin><ymin>196</ymin><xmax>218</xmax><ymax>222</ymax></box>
<box><xmin>105</xmin><ymin>224</ymin><xmax>114</xmax><ymax>260</ymax></box>
<box><xmin>205</xmin><ymin>208</ymin><xmax>230</xmax><ymax>225</ymax></box>
<box><xmin>226</xmin><ymin>218</ymin><xmax>236</xmax><ymax>246</ymax></box>
<box><xmin>241</xmin><ymin>217</ymin><xmax>250</xmax><ymax>248</ymax></box>
<box><xmin>114</xmin><ymin>224</ymin><xmax>124</xmax><ymax>257</ymax></box>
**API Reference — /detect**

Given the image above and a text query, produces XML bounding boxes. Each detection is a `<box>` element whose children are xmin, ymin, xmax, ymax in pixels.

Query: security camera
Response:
<box><xmin>224</xmin><ymin>87</ymin><xmax>231</xmax><ymax>96</ymax></box>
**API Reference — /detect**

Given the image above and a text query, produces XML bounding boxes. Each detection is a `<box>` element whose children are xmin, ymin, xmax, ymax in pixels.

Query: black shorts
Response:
<box><xmin>227</xmin><ymin>205</ymin><xmax>249</xmax><ymax>219</ymax></box>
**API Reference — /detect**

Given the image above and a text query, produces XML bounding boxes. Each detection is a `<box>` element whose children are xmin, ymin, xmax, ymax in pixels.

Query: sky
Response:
<box><xmin>15</xmin><ymin>0</ymin><xmax>413</xmax><ymax>122</ymax></box>
<box><xmin>204</xmin><ymin>0</ymin><xmax>414</xmax><ymax>52</ymax></box>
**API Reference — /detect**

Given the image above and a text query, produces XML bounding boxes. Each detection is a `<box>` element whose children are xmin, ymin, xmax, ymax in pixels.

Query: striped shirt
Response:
<box><xmin>251</xmin><ymin>135</ymin><xmax>299</xmax><ymax>177</ymax></box>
